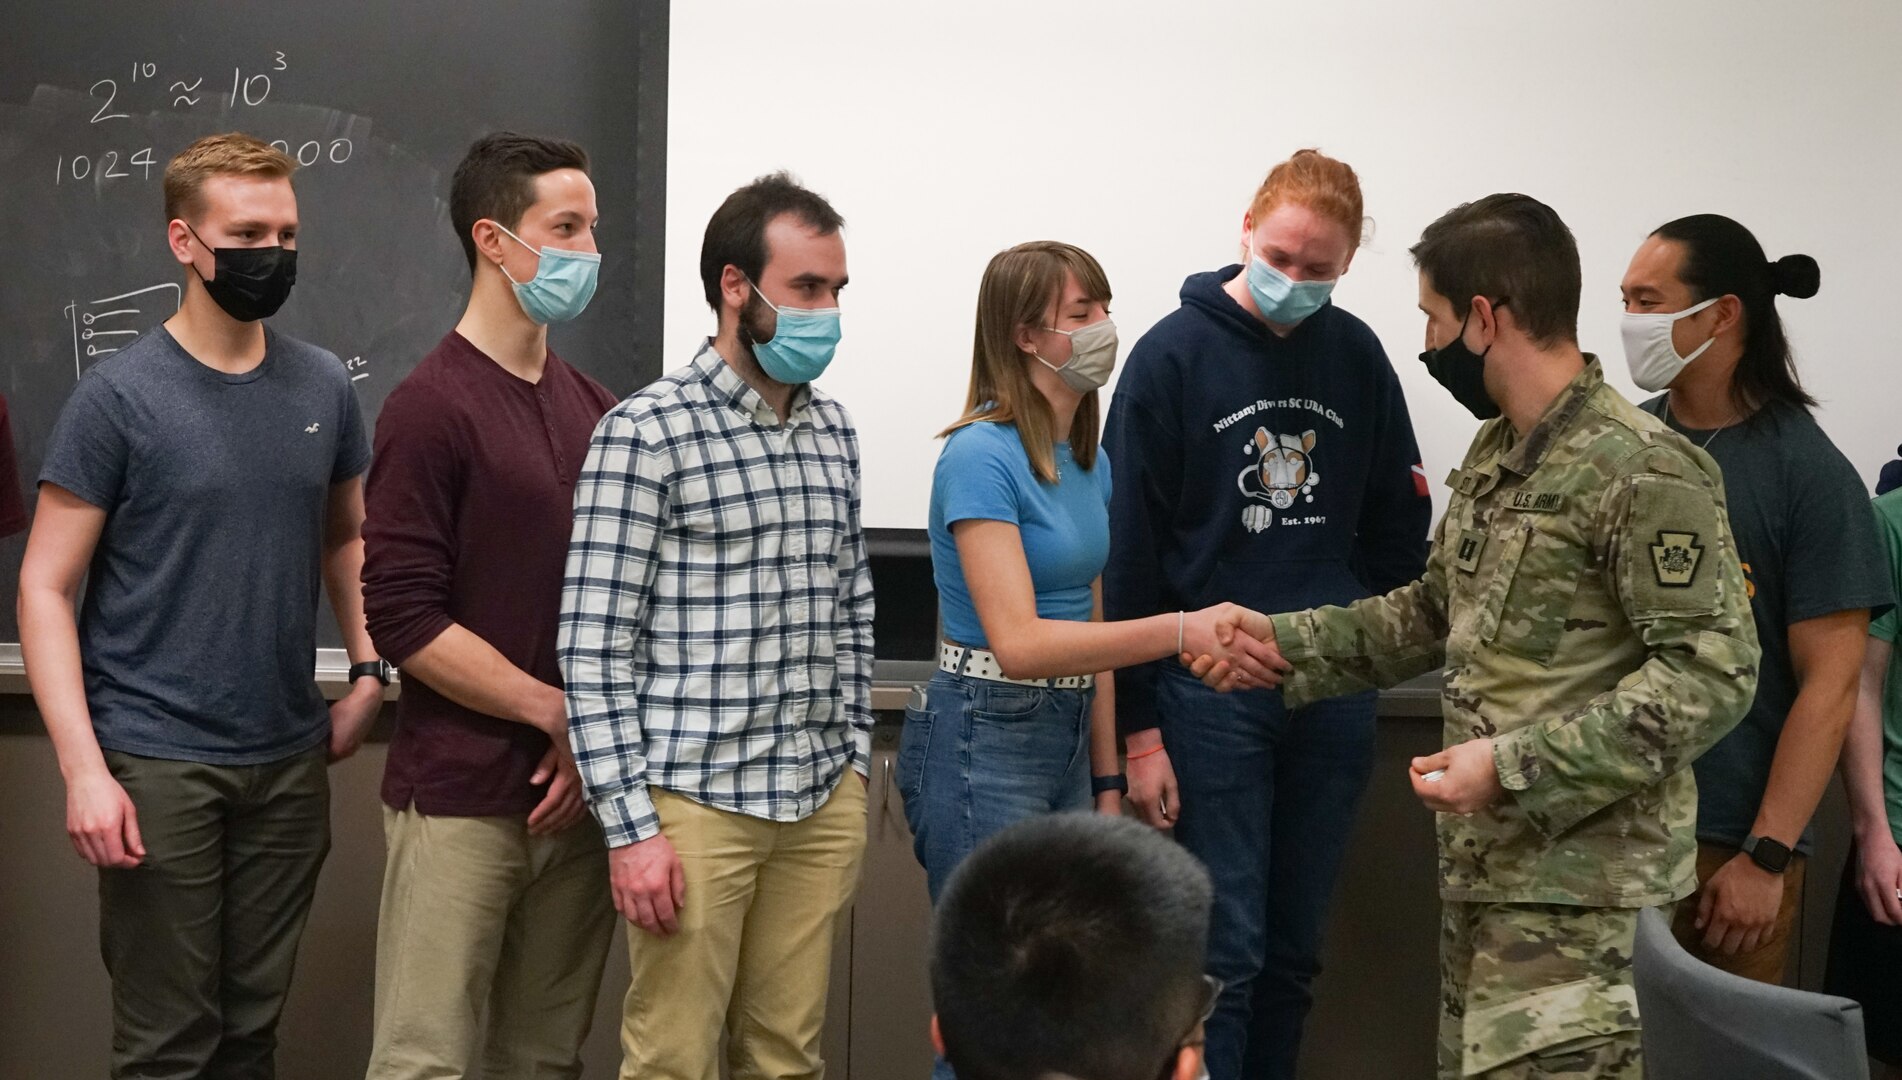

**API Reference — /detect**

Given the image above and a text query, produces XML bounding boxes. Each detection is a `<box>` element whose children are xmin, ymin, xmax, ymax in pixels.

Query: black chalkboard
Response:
<box><xmin>0</xmin><ymin>0</ymin><xmax>669</xmax><ymax>645</ymax></box>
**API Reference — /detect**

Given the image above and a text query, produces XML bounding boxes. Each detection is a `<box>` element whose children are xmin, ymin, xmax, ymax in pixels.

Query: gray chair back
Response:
<box><xmin>1632</xmin><ymin>906</ymin><xmax>1868</xmax><ymax>1080</ymax></box>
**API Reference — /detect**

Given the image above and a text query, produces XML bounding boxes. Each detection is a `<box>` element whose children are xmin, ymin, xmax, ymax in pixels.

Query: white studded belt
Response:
<box><xmin>939</xmin><ymin>642</ymin><xmax>1094</xmax><ymax>690</ymax></box>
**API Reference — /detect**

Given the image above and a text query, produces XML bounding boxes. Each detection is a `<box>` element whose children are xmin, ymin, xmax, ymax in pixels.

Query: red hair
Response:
<box><xmin>1249</xmin><ymin>149</ymin><xmax>1364</xmax><ymax>248</ymax></box>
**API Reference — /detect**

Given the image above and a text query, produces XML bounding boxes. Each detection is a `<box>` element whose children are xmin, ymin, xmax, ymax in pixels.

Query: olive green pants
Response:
<box><xmin>99</xmin><ymin>745</ymin><xmax>331</xmax><ymax>1080</ymax></box>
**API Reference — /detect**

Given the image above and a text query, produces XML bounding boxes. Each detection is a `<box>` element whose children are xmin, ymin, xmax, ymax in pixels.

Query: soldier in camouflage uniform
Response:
<box><xmin>1201</xmin><ymin>195</ymin><xmax>1760</xmax><ymax>1077</ymax></box>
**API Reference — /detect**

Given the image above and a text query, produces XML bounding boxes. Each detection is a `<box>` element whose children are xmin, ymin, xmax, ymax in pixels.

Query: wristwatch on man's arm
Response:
<box><xmin>349</xmin><ymin>659</ymin><xmax>394</xmax><ymax>687</ymax></box>
<box><xmin>1741</xmin><ymin>834</ymin><xmax>1794</xmax><ymax>873</ymax></box>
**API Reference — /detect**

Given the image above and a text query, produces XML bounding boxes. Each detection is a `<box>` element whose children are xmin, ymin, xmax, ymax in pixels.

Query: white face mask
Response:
<box><xmin>1621</xmin><ymin>297</ymin><xmax>1719</xmax><ymax>392</ymax></box>
<box><xmin>1034</xmin><ymin>317</ymin><xmax>1119</xmax><ymax>393</ymax></box>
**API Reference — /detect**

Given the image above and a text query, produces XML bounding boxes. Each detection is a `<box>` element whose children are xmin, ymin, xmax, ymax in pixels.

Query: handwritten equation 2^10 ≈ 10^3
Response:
<box><xmin>52</xmin><ymin>52</ymin><xmax>354</xmax><ymax>189</ymax></box>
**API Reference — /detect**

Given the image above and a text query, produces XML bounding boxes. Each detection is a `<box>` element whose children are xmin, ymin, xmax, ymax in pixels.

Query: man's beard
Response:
<box><xmin>736</xmin><ymin>290</ymin><xmax>777</xmax><ymax>355</ymax></box>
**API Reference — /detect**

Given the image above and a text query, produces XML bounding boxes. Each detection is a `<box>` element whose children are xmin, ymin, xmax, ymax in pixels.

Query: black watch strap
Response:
<box><xmin>349</xmin><ymin>659</ymin><xmax>392</xmax><ymax>686</ymax></box>
<box><xmin>1742</xmin><ymin>834</ymin><xmax>1793</xmax><ymax>874</ymax></box>
<box><xmin>1091</xmin><ymin>774</ymin><xmax>1129</xmax><ymax>796</ymax></box>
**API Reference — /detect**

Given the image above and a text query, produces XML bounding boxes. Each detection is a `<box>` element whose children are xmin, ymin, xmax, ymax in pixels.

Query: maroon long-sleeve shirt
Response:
<box><xmin>0</xmin><ymin>396</ymin><xmax>28</xmax><ymax>537</ymax></box>
<box><xmin>362</xmin><ymin>331</ymin><xmax>618</xmax><ymax>816</ymax></box>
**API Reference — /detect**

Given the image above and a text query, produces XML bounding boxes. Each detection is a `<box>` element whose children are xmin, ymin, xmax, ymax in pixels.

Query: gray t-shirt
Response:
<box><xmin>1646</xmin><ymin>397</ymin><xmax>1895</xmax><ymax>852</ymax></box>
<box><xmin>41</xmin><ymin>325</ymin><xmax>370</xmax><ymax>764</ymax></box>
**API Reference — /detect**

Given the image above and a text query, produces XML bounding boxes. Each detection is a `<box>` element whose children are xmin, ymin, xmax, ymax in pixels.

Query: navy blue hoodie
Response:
<box><xmin>1103</xmin><ymin>266</ymin><xmax>1432</xmax><ymax>733</ymax></box>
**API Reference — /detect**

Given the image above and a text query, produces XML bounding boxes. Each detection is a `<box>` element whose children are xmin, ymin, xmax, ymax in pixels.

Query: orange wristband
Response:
<box><xmin>1125</xmin><ymin>743</ymin><xmax>1166</xmax><ymax>761</ymax></box>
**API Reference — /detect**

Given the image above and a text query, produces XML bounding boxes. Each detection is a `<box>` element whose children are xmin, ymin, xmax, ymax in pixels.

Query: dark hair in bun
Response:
<box><xmin>1653</xmin><ymin>214</ymin><xmax>1817</xmax><ymax>414</ymax></box>
<box><xmin>1770</xmin><ymin>253</ymin><xmax>1821</xmax><ymax>299</ymax></box>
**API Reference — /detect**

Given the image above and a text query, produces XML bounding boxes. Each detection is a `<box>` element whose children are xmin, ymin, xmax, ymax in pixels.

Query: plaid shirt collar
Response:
<box><xmin>694</xmin><ymin>340</ymin><xmax>815</xmax><ymax>429</ymax></box>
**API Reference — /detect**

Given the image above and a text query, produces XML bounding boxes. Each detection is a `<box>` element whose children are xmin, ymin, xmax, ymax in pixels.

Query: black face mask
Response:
<box><xmin>1420</xmin><ymin>306</ymin><xmax>1502</xmax><ymax>421</ymax></box>
<box><xmin>185</xmin><ymin>223</ymin><xmax>297</xmax><ymax>322</ymax></box>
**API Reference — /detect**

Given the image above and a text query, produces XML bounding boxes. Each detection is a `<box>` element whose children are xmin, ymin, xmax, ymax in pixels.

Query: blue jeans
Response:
<box><xmin>898</xmin><ymin>668</ymin><xmax>1094</xmax><ymax>904</ymax></box>
<box><xmin>899</xmin><ymin>669</ymin><xmax>1094</xmax><ymax>1080</ymax></box>
<box><xmin>1156</xmin><ymin>665</ymin><xmax>1376</xmax><ymax>1080</ymax></box>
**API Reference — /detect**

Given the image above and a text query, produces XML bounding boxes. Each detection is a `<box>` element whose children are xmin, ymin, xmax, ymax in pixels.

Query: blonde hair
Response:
<box><xmin>941</xmin><ymin>241</ymin><xmax>1111</xmax><ymax>484</ymax></box>
<box><xmin>163</xmin><ymin>132</ymin><xmax>296</xmax><ymax>223</ymax></box>
<box><xmin>1249</xmin><ymin>149</ymin><xmax>1364</xmax><ymax>247</ymax></box>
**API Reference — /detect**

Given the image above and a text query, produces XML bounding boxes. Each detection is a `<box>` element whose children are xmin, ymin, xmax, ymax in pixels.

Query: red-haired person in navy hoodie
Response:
<box><xmin>1104</xmin><ymin>149</ymin><xmax>1431</xmax><ymax>1080</ymax></box>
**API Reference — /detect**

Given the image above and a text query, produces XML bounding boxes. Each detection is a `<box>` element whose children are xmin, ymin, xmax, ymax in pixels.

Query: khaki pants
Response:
<box><xmin>99</xmin><ymin>746</ymin><xmax>330</xmax><ymax>1080</ymax></box>
<box><xmin>1438</xmin><ymin>902</ymin><xmax>1644</xmax><ymax>1079</ymax></box>
<box><xmin>620</xmin><ymin>778</ymin><xmax>867</xmax><ymax>1080</ymax></box>
<box><xmin>1669</xmin><ymin>841</ymin><xmax>1807</xmax><ymax>984</ymax></box>
<box><xmin>366</xmin><ymin>806</ymin><xmax>614</xmax><ymax>1080</ymax></box>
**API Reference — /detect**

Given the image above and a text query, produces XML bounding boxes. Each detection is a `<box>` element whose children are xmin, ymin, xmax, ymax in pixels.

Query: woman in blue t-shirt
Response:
<box><xmin>899</xmin><ymin>241</ymin><xmax>1280</xmax><ymax>913</ymax></box>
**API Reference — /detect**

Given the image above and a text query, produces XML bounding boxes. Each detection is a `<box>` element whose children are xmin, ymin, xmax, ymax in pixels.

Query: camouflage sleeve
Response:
<box><xmin>1490</xmin><ymin>449</ymin><xmax>1761</xmax><ymax>838</ymax></box>
<box><xmin>1270</xmin><ymin>513</ymin><xmax>1451</xmax><ymax>709</ymax></box>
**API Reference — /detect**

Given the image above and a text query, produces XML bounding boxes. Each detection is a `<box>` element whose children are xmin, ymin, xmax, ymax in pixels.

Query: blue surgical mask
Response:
<box><xmin>1245</xmin><ymin>253</ymin><xmax>1335</xmax><ymax>325</ymax></box>
<box><xmin>747</xmin><ymin>279</ymin><xmax>842</xmax><ymax>384</ymax></box>
<box><xmin>494</xmin><ymin>222</ymin><xmax>600</xmax><ymax>324</ymax></box>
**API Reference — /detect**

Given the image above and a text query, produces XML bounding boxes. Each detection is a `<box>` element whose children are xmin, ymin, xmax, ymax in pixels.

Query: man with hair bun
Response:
<box><xmin>1620</xmin><ymin>214</ymin><xmax>1894</xmax><ymax>983</ymax></box>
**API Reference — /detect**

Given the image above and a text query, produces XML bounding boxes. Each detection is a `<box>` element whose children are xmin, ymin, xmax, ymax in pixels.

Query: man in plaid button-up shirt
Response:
<box><xmin>559</xmin><ymin>172</ymin><xmax>872</xmax><ymax>1080</ymax></box>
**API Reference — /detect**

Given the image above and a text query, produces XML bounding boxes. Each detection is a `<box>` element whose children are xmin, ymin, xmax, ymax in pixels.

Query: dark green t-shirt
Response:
<box><xmin>1870</xmin><ymin>489</ymin><xmax>1902</xmax><ymax>848</ymax></box>
<box><xmin>1645</xmin><ymin>398</ymin><xmax>1895</xmax><ymax>852</ymax></box>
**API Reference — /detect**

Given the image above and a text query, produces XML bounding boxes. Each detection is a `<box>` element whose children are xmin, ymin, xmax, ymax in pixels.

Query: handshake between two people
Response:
<box><xmin>1176</xmin><ymin>603</ymin><xmax>1289</xmax><ymax>692</ymax></box>
<box><xmin>1171</xmin><ymin>605</ymin><xmax>1505</xmax><ymax>818</ymax></box>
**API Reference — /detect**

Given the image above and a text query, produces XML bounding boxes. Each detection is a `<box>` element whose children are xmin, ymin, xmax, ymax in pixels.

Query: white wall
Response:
<box><xmin>665</xmin><ymin>0</ymin><xmax>1902</xmax><ymax>530</ymax></box>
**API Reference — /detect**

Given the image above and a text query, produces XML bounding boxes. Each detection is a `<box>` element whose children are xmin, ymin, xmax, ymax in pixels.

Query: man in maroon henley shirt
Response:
<box><xmin>359</xmin><ymin>132</ymin><xmax>618</xmax><ymax>1080</ymax></box>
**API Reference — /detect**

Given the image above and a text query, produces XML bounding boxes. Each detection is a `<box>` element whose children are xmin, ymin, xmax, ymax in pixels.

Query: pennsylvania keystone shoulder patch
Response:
<box><xmin>1649</xmin><ymin>531</ymin><xmax>1703</xmax><ymax>587</ymax></box>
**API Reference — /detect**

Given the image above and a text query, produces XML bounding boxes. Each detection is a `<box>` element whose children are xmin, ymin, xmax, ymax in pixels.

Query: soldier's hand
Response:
<box><xmin>1409</xmin><ymin>739</ymin><xmax>1503</xmax><ymax>816</ymax></box>
<box><xmin>1695</xmin><ymin>852</ymin><xmax>1783</xmax><ymax>955</ymax></box>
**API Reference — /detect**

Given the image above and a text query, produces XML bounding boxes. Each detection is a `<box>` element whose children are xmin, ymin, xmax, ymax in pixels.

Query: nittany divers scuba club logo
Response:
<box><xmin>1237</xmin><ymin>427</ymin><xmax>1320</xmax><ymax>533</ymax></box>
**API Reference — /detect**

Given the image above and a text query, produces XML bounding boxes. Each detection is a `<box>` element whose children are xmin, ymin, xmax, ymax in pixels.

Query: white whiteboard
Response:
<box><xmin>663</xmin><ymin>0</ymin><xmax>1902</xmax><ymax>530</ymax></box>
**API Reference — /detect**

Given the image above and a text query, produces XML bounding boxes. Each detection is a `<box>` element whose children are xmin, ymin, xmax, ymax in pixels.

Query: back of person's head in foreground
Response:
<box><xmin>931</xmin><ymin>814</ymin><xmax>1216</xmax><ymax>1080</ymax></box>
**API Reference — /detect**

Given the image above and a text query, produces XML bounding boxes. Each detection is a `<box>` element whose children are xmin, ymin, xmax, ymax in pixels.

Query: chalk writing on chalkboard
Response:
<box><xmin>88</xmin><ymin>52</ymin><xmax>285</xmax><ymax>120</ymax></box>
<box><xmin>62</xmin><ymin>284</ymin><xmax>183</xmax><ymax>380</ymax></box>
<box><xmin>51</xmin><ymin>52</ymin><xmax>354</xmax><ymax>190</ymax></box>
<box><xmin>21</xmin><ymin>47</ymin><xmax>388</xmax><ymax>392</ymax></box>
<box><xmin>0</xmin><ymin>0</ymin><xmax>667</xmax><ymax>651</ymax></box>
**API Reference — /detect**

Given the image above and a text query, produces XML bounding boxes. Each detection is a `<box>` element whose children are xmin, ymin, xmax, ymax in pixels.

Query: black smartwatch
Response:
<box><xmin>1741</xmin><ymin>834</ymin><xmax>1793</xmax><ymax>874</ymax></box>
<box><xmin>1091</xmin><ymin>774</ymin><xmax>1129</xmax><ymax>797</ymax></box>
<box><xmin>349</xmin><ymin>659</ymin><xmax>393</xmax><ymax>687</ymax></box>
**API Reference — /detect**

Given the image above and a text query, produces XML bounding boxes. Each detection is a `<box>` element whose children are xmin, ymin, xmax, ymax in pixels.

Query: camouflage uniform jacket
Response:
<box><xmin>1269</xmin><ymin>360</ymin><xmax>1760</xmax><ymax>906</ymax></box>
